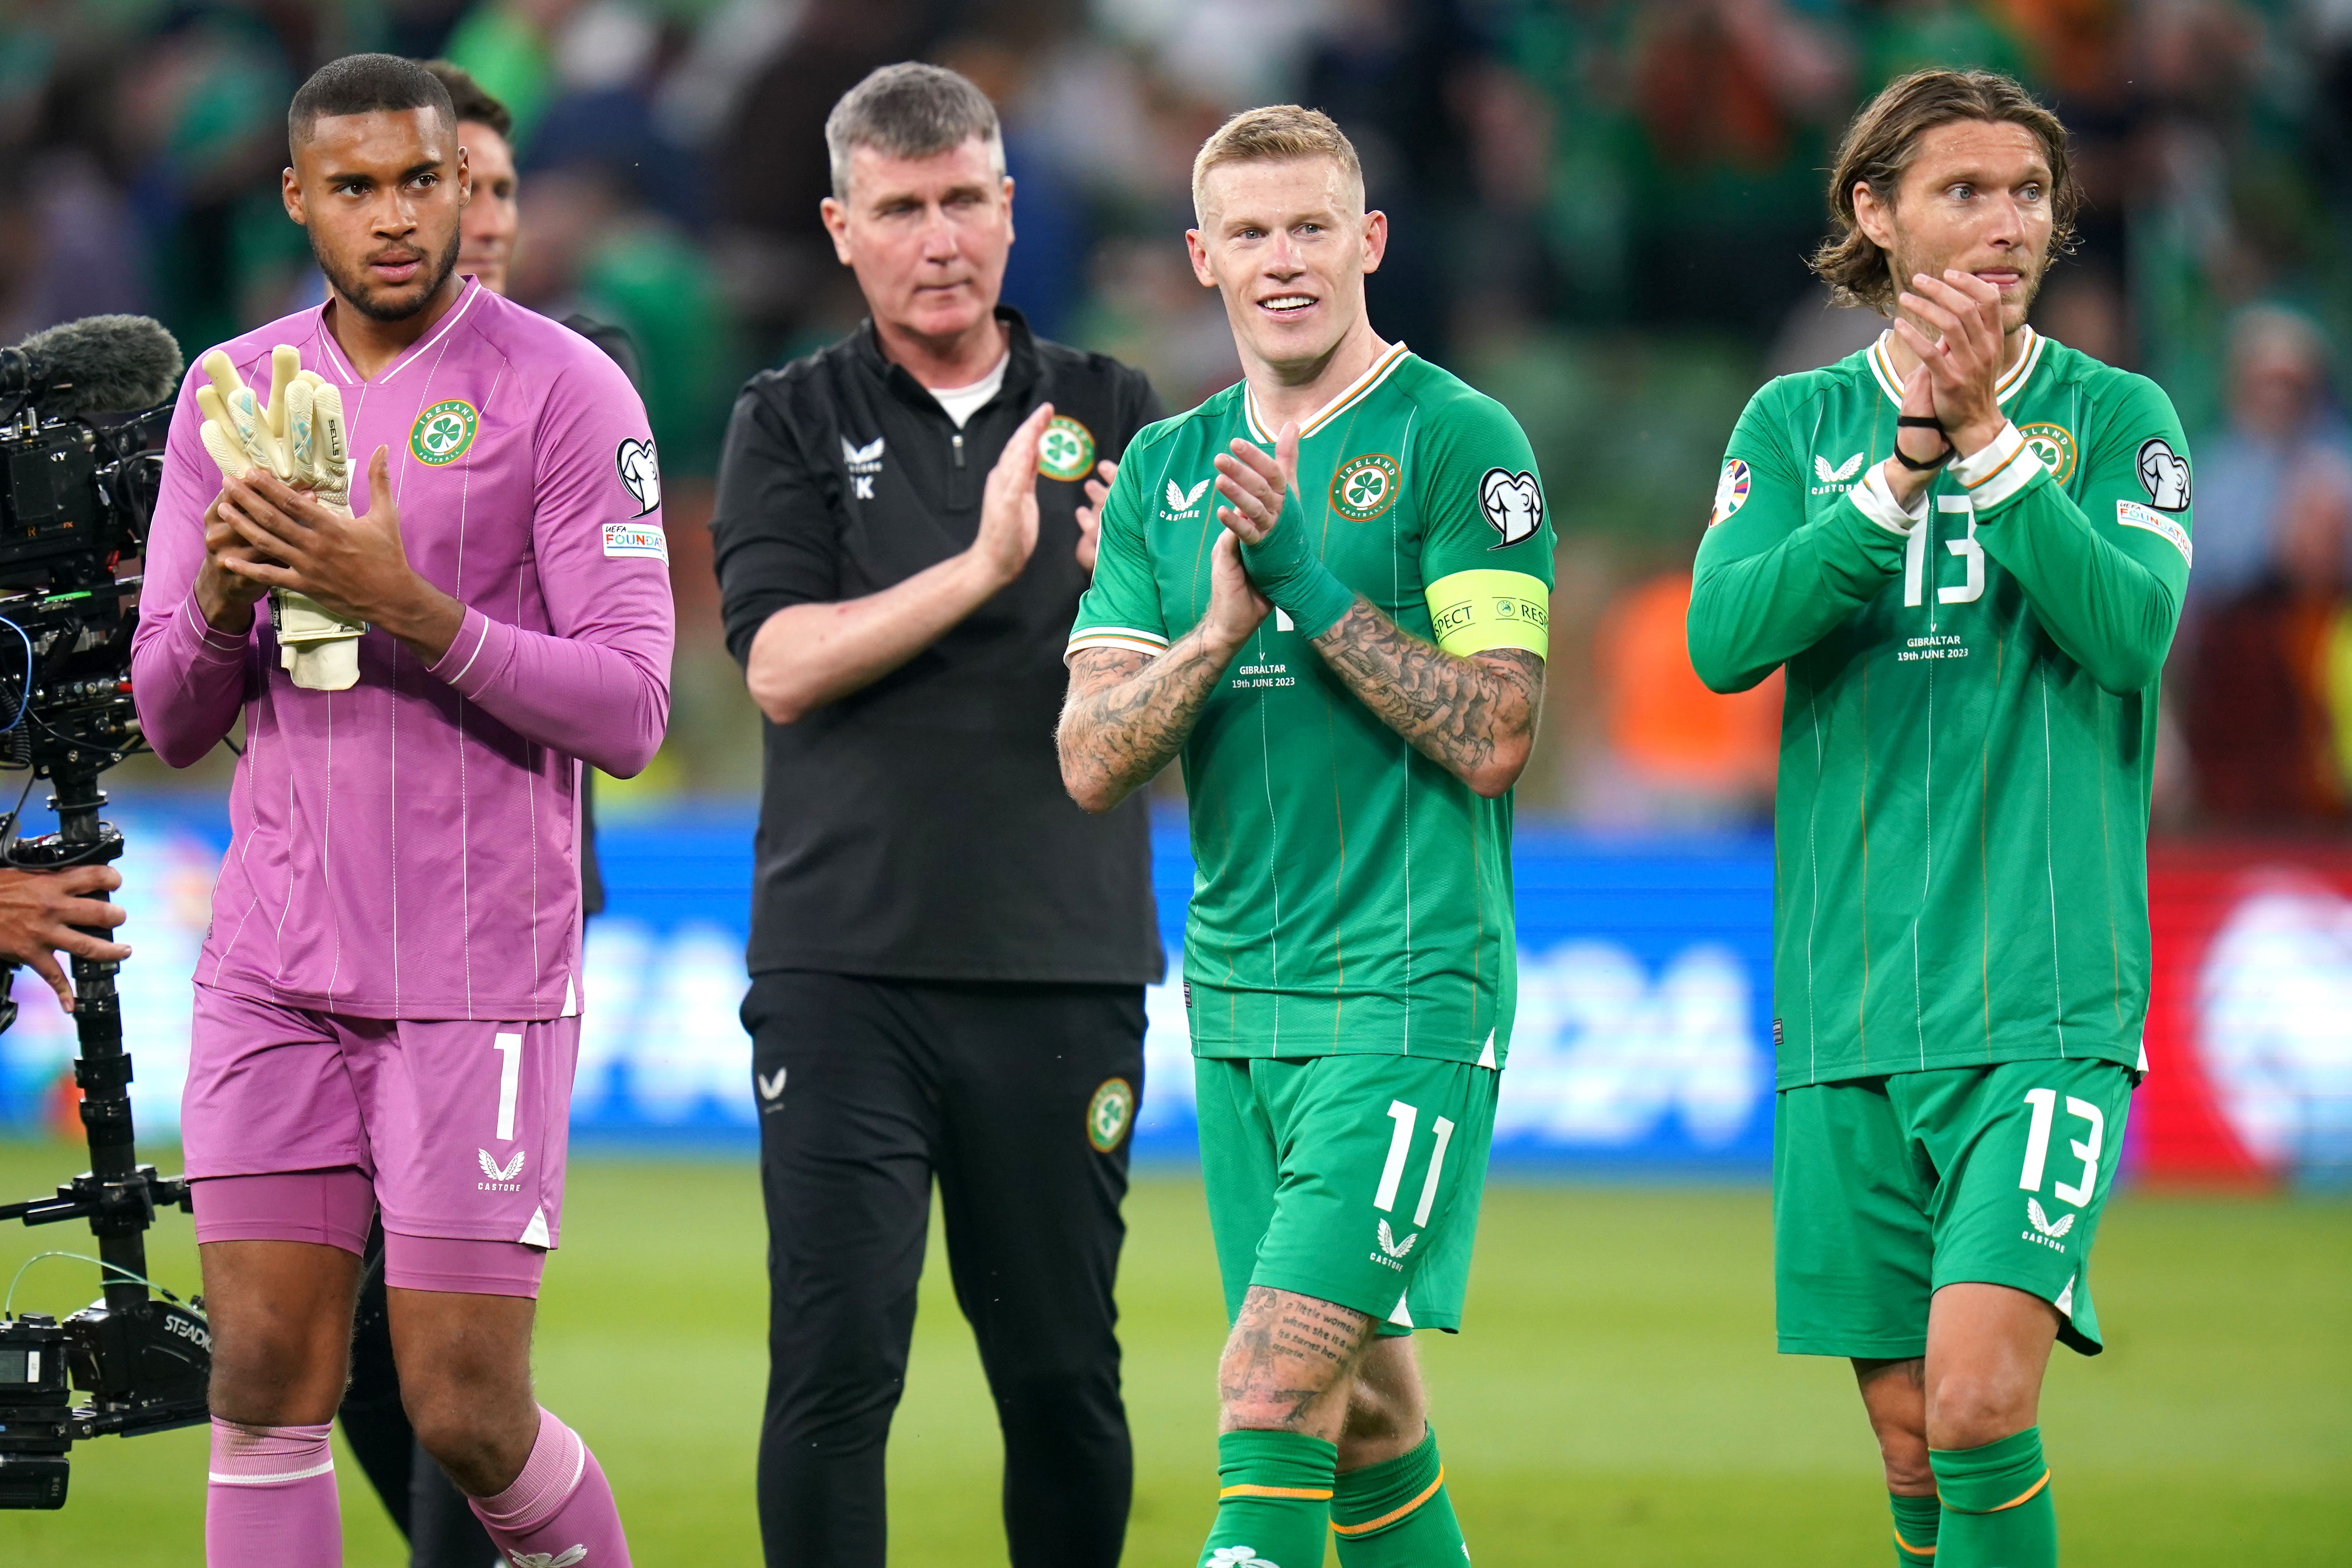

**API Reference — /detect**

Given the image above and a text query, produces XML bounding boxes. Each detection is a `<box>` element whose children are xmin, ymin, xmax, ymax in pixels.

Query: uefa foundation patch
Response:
<box><xmin>1086</xmin><ymin>1077</ymin><xmax>1134</xmax><ymax>1152</ymax></box>
<box><xmin>603</xmin><ymin>521</ymin><xmax>668</xmax><ymax>561</ymax></box>
<box><xmin>2115</xmin><ymin>499</ymin><xmax>2192</xmax><ymax>565</ymax></box>
<box><xmin>410</xmin><ymin>398</ymin><xmax>479</xmax><ymax>465</ymax></box>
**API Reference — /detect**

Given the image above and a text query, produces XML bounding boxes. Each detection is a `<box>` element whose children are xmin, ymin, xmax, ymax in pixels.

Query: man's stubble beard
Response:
<box><xmin>315</xmin><ymin>224</ymin><xmax>464</xmax><ymax>322</ymax></box>
<box><xmin>1885</xmin><ymin>234</ymin><xmax>2049</xmax><ymax>338</ymax></box>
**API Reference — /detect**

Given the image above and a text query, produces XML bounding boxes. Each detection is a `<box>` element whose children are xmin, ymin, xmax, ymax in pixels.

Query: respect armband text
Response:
<box><xmin>1423</xmin><ymin>569</ymin><xmax>1551</xmax><ymax>659</ymax></box>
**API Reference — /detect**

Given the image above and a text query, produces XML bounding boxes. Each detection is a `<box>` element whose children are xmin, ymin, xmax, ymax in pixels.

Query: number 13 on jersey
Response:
<box><xmin>1905</xmin><ymin>496</ymin><xmax>1986</xmax><ymax>609</ymax></box>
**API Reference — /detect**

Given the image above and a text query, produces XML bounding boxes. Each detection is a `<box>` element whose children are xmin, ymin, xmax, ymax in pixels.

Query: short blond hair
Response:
<box><xmin>1191</xmin><ymin>105</ymin><xmax>1364</xmax><ymax>223</ymax></box>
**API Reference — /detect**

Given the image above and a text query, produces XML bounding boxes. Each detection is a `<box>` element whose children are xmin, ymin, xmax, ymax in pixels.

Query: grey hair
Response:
<box><xmin>825</xmin><ymin>63</ymin><xmax>1005</xmax><ymax>201</ymax></box>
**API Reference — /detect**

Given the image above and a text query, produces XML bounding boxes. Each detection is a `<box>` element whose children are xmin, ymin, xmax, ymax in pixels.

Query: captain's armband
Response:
<box><xmin>1423</xmin><ymin>570</ymin><xmax>1550</xmax><ymax>659</ymax></box>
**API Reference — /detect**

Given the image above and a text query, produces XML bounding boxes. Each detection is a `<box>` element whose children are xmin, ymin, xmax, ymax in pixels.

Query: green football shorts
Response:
<box><xmin>1196</xmin><ymin>1053</ymin><xmax>1498</xmax><ymax>1336</ymax></box>
<box><xmin>1775</xmin><ymin>1056</ymin><xmax>2136</xmax><ymax>1360</ymax></box>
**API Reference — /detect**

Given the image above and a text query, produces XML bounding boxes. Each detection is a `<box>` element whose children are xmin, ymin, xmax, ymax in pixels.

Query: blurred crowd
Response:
<box><xmin>3</xmin><ymin>0</ymin><xmax>2350</xmax><ymax>827</ymax></box>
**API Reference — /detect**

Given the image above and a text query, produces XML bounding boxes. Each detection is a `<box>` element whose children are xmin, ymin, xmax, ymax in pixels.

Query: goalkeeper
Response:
<box><xmin>1688</xmin><ymin>70</ymin><xmax>2189</xmax><ymax>1568</ymax></box>
<box><xmin>129</xmin><ymin>54</ymin><xmax>672</xmax><ymax>1568</ymax></box>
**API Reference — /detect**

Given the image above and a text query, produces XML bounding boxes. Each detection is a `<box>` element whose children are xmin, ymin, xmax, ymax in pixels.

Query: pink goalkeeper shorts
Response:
<box><xmin>182</xmin><ymin>983</ymin><xmax>579</xmax><ymax>1281</ymax></box>
<box><xmin>190</xmin><ymin>1170</ymin><xmax>546</xmax><ymax>1297</ymax></box>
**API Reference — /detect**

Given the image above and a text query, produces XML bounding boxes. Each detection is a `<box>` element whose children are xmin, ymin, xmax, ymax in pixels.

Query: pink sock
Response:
<box><xmin>469</xmin><ymin>1406</ymin><xmax>632</xmax><ymax>1568</ymax></box>
<box><xmin>207</xmin><ymin>1418</ymin><xmax>341</xmax><ymax>1567</ymax></box>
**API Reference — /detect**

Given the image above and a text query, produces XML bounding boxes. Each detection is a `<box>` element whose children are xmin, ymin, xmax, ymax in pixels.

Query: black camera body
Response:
<box><xmin>0</xmin><ymin>393</ymin><xmax>164</xmax><ymax>802</ymax></box>
<box><xmin>1</xmin><ymin>409</ymin><xmax>133</xmax><ymax>575</ymax></box>
<box><xmin>0</xmin><ymin>315</ymin><xmax>209</xmax><ymax>1509</ymax></box>
<box><xmin>0</xmin><ymin>1283</ymin><xmax>213</xmax><ymax>1505</ymax></box>
<box><xmin>0</xmin><ymin>1314</ymin><xmax>74</xmax><ymax>1508</ymax></box>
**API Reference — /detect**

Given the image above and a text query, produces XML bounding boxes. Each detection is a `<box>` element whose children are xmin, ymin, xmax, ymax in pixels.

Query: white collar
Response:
<box><xmin>1242</xmin><ymin>341</ymin><xmax>1411</xmax><ymax>443</ymax></box>
<box><xmin>1865</xmin><ymin>324</ymin><xmax>2044</xmax><ymax>407</ymax></box>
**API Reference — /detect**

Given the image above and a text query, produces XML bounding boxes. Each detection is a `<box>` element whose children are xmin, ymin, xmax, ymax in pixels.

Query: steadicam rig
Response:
<box><xmin>0</xmin><ymin>314</ymin><xmax>213</xmax><ymax>1508</ymax></box>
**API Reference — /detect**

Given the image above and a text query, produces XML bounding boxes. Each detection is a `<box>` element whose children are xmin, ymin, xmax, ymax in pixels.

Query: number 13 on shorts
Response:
<box><xmin>2019</xmin><ymin>1086</ymin><xmax>2104</xmax><ymax>1208</ymax></box>
<box><xmin>1375</xmin><ymin>1100</ymin><xmax>1455</xmax><ymax>1229</ymax></box>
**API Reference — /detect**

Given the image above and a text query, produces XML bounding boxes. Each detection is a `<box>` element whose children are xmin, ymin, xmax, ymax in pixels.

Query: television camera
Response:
<box><xmin>0</xmin><ymin>314</ymin><xmax>213</xmax><ymax>1509</ymax></box>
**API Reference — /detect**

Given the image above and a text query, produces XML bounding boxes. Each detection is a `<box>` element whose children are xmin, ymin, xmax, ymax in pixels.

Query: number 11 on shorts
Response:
<box><xmin>1376</xmin><ymin>1100</ymin><xmax>1456</xmax><ymax>1228</ymax></box>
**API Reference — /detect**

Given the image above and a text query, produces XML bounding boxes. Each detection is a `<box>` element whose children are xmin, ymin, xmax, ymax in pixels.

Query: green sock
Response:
<box><xmin>1890</xmin><ymin>1491</ymin><xmax>1940</xmax><ymax>1564</ymax></box>
<box><xmin>1332</xmin><ymin>1426</ymin><xmax>1469</xmax><ymax>1567</ymax></box>
<box><xmin>1931</xmin><ymin>1427</ymin><xmax>2057</xmax><ymax>1568</ymax></box>
<box><xmin>1199</xmin><ymin>1429</ymin><xmax>1338</xmax><ymax>1568</ymax></box>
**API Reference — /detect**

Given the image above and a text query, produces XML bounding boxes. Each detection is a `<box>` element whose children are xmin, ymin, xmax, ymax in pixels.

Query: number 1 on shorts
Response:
<box><xmin>493</xmin><ymin>1031</ymin><xmax>523</xmax><ymax>1141</ymax></box>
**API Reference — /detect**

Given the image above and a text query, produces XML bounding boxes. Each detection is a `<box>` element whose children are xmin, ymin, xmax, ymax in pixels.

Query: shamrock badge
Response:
<box><xmin>410</xmin><ymin>398</ymin><xmax>480</xmax><ymax>466</ymax></box>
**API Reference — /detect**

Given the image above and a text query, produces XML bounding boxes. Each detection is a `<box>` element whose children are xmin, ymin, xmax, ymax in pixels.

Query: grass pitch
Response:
<box><xmin>1</xmin><ymin>1142</ymin><xmax>2344</xmax><ymax>1565</ymax></box>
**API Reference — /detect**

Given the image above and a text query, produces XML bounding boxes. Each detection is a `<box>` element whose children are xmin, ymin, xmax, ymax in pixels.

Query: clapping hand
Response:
<box><xmin>1892</xmin><ymin>269</ymin><xmax>2008</xmax><ymax>460</ymax></box>
<box><xmin>972</xmin><ymin>403</ymin><xmax>1053</xmax><ymax>590</ymax></box>
<box><xmin>1075</xmin><ymin>459</ymin><xmax>1118</xmax><ymax>574</ymax></box>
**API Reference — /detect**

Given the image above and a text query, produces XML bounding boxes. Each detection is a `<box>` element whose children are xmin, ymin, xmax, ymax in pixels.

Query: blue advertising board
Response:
<box><xmin>0</xmin><ymin>801</ymin><xmax>1778</xmax><ymax>1171</ymax></box>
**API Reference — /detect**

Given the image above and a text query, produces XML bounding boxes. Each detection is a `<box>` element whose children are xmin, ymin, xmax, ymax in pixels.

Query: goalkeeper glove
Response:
<box><xmin>195</xmin><ymin>347</ymin><xmax>366</xmax><ymax>691</ymax></box>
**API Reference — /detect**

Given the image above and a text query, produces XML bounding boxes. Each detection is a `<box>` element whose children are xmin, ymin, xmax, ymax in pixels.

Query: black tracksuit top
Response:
<box><xmin>710</xmin><ymin>308</ymin><xmax>1168</xmax><ymax>985</ymax></box>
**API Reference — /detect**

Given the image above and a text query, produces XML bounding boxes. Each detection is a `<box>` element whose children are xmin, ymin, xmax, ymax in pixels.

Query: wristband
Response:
<box><xmin>1238</xmin><ymin>487</ymin><xmax>1357</xmax><ymax>638</ymax></box>
<box><xmin>1892</xmin><ymin>415</ymin><xmax>1953</xmax><ymax>472</ymax></box>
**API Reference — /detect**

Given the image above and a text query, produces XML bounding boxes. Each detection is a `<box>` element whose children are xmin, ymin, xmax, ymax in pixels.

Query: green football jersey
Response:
<box><xmin>1691</xmin><ymin>327</ymin><xmax>2192</xmax><ymax>1089</ymax></box>
<box><xmin>1070</xmin><ymin>345</ymin><xmax>1557</xmax><ymax>1064</ymax></box>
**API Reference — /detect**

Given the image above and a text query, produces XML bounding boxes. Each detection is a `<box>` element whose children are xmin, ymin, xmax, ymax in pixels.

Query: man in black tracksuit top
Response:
<box><xmin>708</xmin><ymin>65</ymin><xmax>1164</xmax><ymax>1568</ymax></box>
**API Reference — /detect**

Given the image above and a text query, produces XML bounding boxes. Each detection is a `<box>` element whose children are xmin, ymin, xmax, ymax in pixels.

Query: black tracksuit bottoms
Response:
<box><xmin>744</xmin><ymin>970</ymin><xmax>1146</xmax><ymax>1568</ymax></box>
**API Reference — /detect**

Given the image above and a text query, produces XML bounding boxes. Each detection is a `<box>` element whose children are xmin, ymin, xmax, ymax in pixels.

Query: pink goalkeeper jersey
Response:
<box><xmin>132</xmin><ymin>279</ymin><xmax>675</xmax><ymax>1020</ymax></box>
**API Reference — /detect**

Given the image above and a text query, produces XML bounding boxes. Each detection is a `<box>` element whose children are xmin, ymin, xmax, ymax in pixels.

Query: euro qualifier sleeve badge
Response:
<box><xmin>1480</xmin><ymin>467</ymin><xmax>1543</xmax><ymax>547</ymax></box>
<box><xmin>616</xmin><ymin>436</ymin><xmax>660</xmax><ymax>516</ymax></box>
<box><xmin>2135</xmin><ymin>436</ymin><xmax>2191</xmax><ymax>511</ymax></box>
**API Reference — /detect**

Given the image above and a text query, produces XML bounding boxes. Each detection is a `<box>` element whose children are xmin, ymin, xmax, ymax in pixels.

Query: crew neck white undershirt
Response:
<box><xmin>927</xmin><ymin>351</ymin><xmax>1010</xmax><ymax>429</ymax></box>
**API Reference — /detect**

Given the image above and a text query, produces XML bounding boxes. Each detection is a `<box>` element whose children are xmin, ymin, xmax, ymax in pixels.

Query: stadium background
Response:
<box><xmin>1</xmin><ymin>0</ymin><xmax>2347</xmax><ymax>1562</ymax></box>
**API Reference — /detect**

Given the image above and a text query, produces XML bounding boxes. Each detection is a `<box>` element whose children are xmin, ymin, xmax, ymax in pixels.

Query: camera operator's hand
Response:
<box><xmin>217</xmin><ymin>449</ymin><xmax>466</xmax><ymax>665</ymax></box>
<box><xmin>194</xmin><ymin>493</ymin><xmax>280</xmax><ymax>634</ymax></box>
<box><xmin>0</xmin><ymin>866</ymin><xmax>130</xmax><ymax>1014</ymax></box>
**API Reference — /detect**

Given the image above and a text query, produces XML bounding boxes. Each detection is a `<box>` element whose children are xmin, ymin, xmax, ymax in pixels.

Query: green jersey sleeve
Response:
<box><xmin>1958</xmin><ymin>375</ymin><xmax>2190</xmax><ymax>694</ymax></box>
<box><xmin>1067</xmin><ymin>436</ymin><xmax>1171</xmax><ymax>659</ymax></box>
<box><xmin>1413</xmin><ymin>389</ymin><xmax>1555</xmax><ymax>659</ymax></box>
<box><xmin>1688</xmin><ymin>378</ymin><xmax>1914</xmax><ymax>693</ymax></box>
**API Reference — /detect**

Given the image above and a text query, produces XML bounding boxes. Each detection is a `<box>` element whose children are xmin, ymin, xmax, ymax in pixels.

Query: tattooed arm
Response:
<box><xmin>1058</xmin><ymin>529</ymin><xmax>1270</xmax><ymax>813</ymax></box>
<box><xmin>1211</xmin><ymin>430</ymin><xmax>1545</xmax><ymax>799</ymax></box>
<box><xmin>1312</xmin><ymin>606</ymin><xmax>1545</xmax><ymax>797</ymax></box>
